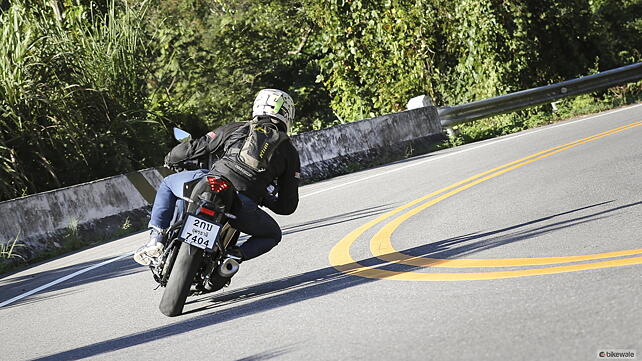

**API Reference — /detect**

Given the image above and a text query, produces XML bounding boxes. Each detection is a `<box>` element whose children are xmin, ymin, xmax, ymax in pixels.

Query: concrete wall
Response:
<box><xmin>0</xmin><ymin>106</ymin><xmax>443</xmax><ymax>261</ymax></box>
<box><xmin>291</xmin><ymin>106</ymin><xmax>443</xmax><ymax>180</ymax></box>
<box><xmin>0</xmin><ymin>168</ymin><xmax>169</xmax><ymax>259</ymax></box>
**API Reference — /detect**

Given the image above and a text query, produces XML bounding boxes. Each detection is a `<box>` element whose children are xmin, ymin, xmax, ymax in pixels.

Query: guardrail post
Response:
<box><xmin>406</xmin><ymin>95</ymin><xmax>433</xmax><ymax>110</ymax></box>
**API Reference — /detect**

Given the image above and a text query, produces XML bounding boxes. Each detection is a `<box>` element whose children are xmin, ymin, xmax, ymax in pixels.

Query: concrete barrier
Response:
<box><xmin>0</xmin><ymin>168</ymin><xmax>171</xmax><ymax>260</ymax></box>
<box><xmin>292</xmin><ymin>106</ymin><xmax>443</xmax><ymax>180</ymax></box>
<box><xmin>0</xmin><ymin>106</ymin><xmax>443</xmax><ymax>262</ymax></box>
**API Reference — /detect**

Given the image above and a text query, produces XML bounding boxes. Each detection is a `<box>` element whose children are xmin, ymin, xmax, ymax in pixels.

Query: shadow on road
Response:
<box><xmin>0</xmin><ymin>257</ymin><xmax>144</xmax><ymax>309</ymax></box>
<box><xmin>400</xmin><ymin>200</ymin><xmax>640</xmax><ymax>260</ymax></box>
<box><xmin>0</xmin><ymin>205</ymin><xmax>395</xmax><ymax>308</ymax></box>
<box><xmin>29</xmin><ymin>200</ymin><xmax>642</xmax><ymax>360</ymax></box>
<box><xmin>236</xmin><ymin>344</ymin><xmax>298</xmax><ymax>361</ymax></box>
<box><xmin>281</xmin><ymin>204</ymin><xmax>396</xmax><ymax>236</ymax></box>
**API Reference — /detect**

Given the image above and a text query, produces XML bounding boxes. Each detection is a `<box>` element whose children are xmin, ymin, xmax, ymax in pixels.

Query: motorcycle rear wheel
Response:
<box><xmin>159</xmin><ymin>242</ymin><xmax>203</xmax><ymax>317</ymax></box>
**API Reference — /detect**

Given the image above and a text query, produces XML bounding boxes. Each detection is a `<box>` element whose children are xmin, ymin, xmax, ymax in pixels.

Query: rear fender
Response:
<box><xmin>186</xmin><ymin>174</ymin><xmax>238</xmax><ymax>215</ymax></box>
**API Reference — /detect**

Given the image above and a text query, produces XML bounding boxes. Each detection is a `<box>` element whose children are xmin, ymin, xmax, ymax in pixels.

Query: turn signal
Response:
<box><xmin>206</xmin><ymin>176</ymin><xmax>229</xmax><ymax>192</ymax></box>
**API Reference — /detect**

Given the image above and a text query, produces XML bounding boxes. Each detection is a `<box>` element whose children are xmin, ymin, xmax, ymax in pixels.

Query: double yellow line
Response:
<box><xmin>329</xmin><ymin>120</ymin><xmax>642</xmax><ymax>281</ymax></box>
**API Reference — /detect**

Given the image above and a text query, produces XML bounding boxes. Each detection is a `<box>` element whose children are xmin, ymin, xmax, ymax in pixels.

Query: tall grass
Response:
<box><xmin>67</xmin><ymin>1</ymin><xmax>151</xmax><ymax>110</ymax></box>
<box><xmin>0</xmin><ymin>0</ymin><xmax>165</xmax><ymax>202</ymax></box>
<box><xmin>0</xmin><ymin>4</ymin><xmax>43</xmax><ymax>197</ymax></box>
<box><xmin>0</xmin><ymin>232</ymin><xmax>23</xmax><ymax>261</ymax></box>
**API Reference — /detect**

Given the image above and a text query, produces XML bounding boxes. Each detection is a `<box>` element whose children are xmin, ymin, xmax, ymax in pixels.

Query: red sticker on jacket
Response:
<box><xmin>207</xmin><ymin>131</ymin><xmax>217</xmax><ymax>139</ymax></box>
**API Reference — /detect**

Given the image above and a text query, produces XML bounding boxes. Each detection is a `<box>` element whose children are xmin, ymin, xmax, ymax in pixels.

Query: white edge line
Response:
<box><xmin>300</xmin><ymin>103</ymin><xmax>642</xmax><ymax>199</ymax></box>
<box><xmin>2</xmin><ymin>103</ymin><xmax>640</xmax><ymax>309</ymax></box>
<box><xmin>0</xmin><ymin>252</ymin><xmax>133</xmax><ymax>308</ymax></box>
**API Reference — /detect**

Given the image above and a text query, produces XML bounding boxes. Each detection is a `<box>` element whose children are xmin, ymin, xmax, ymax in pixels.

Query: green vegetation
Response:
<box><xmin>307</xmin><ymin>0</ymin><xmax>641</xmax><ymax>121</ymax></box>
<box><xmin>0</xmin><ymin>0</ymin><xmax>640</xmax><ymax>202</ymax></box>
<box><xmin>0</xmin><ymin>0</ymin><xmax>164</xmax><ymax>201</ymax></box>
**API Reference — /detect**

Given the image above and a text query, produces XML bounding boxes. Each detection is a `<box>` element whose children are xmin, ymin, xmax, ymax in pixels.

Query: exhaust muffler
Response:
<box><xmin>217</xmin><ymin>257</ymin><xmax>240</xmax><ymax>278</ymax></box>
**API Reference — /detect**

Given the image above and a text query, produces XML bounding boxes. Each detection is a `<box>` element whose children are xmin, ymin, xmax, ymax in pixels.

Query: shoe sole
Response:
<box><xmin>133</xmin><ymin>245</ymin><xmax>164</xmax><ymax>266</ymax></box>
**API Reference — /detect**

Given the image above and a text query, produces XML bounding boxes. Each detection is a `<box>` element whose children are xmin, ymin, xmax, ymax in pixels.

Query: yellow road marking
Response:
<box><xmin>329</xmin><ymin>120</ymin><xmax>642</xmax><ymax>280</ymax></box>
<box><xmin>370</xmin><ymin>120</ymin><xmax>642</xmax><ymax>267</ymax></box>
<box><xmin>333</xmin><ymin>256</ymin><xmax>642</xmax><ymax>281</ymax></box>
<box><xmin>369</xmin><ymin>248</ymin><xmax>642</xmax><ymax>268</ymax></box>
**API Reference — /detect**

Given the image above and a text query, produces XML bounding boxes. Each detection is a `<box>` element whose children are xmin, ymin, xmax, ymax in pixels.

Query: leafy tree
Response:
<box><xmin>146</xmin><ymin>0</ymin><xmax>335</xmax><ymax>133</ymax></box>
<box><xmin>1</xmin><ymin>0</ymin><xmax>640</xmax><ymax>202</ymax></box>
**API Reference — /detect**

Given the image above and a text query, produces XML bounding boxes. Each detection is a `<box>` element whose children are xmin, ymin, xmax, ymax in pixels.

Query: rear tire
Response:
<box><xmin>159</xmin><ymin>242</ymin><xmax>203</xmax><ymax>317</ymax></box>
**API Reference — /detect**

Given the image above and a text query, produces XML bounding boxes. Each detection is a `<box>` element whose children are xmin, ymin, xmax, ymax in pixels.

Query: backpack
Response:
<box><xmin>231</xmin><ymin>116</ymin><xmax>289</xmax><ymax>172</ymax></box>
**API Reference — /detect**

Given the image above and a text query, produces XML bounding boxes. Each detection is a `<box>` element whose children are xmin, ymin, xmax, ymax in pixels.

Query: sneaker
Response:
<box><xmin>133</xmin><ymin>229</ymin><xmax>164</xmax><ymax>266</ymax></box>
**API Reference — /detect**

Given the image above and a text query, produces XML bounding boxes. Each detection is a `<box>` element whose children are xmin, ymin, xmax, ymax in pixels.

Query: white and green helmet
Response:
<box><xmin>252</xmin><ymin>89</ymin><xmax>295</xmax><ymax>132</ymax></box>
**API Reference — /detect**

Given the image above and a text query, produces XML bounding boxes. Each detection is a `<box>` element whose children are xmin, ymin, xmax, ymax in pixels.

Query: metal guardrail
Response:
<box><xmin>438</xmin><ymin>62</ymin><xmax>642</xmax><ymax>128</ymax></box>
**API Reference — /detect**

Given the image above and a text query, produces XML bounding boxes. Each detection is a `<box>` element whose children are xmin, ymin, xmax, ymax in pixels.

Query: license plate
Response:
<box><xmin>179</xmin><ymin>215</ymin><xmax>221</xmax><ymax>250</ymax></box>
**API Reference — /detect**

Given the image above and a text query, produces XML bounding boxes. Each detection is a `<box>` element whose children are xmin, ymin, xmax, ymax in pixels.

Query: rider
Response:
<box><xmin>134</xmin><ymin>89</ymin><xmax>300</xmax><ymax>266</ymax></box>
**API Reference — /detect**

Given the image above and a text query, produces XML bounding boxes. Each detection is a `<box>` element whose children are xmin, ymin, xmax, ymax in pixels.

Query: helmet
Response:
<box><xmin>252</xmin><ymin>89</ymin><xmax>295</xmax><ymax>132</ymax></box>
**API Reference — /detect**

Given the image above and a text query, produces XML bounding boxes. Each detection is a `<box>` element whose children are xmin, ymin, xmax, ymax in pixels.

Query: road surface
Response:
<box><xmin>1</xmin><ymin>104</ymin><xmax>641</xmax><ymax>361</ymax></box>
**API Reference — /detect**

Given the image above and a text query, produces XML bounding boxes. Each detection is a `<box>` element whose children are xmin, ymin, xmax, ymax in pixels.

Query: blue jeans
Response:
<box><xmin>149</xmin><ymin>170</ymin><xmax>209</xmax><ymax>230</ymax></box>
<box><xmin>148</xmin><ymin>170</ymin><xmax>282</xmax><ymax>260</ymax></box>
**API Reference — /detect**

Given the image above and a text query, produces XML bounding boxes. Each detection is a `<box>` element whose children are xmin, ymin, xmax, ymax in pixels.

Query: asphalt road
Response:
<box><xmin>1</xmin><ymin>104</ymin><xmax>641</xmax><ymax>361</ymax></box>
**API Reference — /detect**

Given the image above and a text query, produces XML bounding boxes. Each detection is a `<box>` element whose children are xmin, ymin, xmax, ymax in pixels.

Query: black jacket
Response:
<box><xmin>165</xmin><ymin>122</ymin><xmax>300</xmax><ymax>215</ymax></box>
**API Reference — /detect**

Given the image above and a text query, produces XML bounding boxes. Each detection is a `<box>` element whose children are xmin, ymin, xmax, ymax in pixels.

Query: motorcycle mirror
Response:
<box><xmin>173</xmin><ymin>128</ymin><xmax>192</xmax><ymax>143</ymax></box>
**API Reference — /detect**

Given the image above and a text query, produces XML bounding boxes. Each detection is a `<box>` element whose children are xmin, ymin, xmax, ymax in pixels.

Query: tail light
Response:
<box><xmin>199</xmin><ymin>207</ymin><xmax>216</xmax><ymax>217</ymax></box>
<box><xmin>206</xmin><ymin>176</ymin><xmax>229</xmax><ymax>193</ymax></box>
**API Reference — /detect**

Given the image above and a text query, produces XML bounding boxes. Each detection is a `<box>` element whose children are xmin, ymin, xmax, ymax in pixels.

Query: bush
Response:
<box><xmin>306</xmin><ymin>0</ymin><xmax>641</xmax><ymax>123</ymax></box>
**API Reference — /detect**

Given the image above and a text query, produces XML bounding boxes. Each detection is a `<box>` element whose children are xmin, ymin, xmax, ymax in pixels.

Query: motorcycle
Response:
<box><xmin>147</xmin><ymin>128</ymin><xmax>243</xmax><ymax>317</ymax></box>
